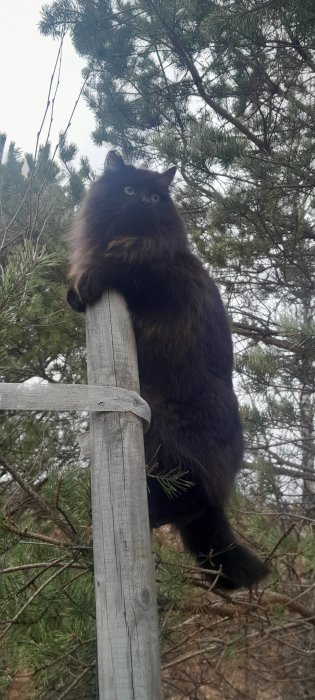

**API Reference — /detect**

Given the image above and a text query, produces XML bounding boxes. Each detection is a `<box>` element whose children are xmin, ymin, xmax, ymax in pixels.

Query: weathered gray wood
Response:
<box><xmin>86</xmin><ymin>290</ymin><xmax>161</xmax><ymax>700</ymax></box>
<box><xmin>0</xmin><ymin>383</ymin><xmax>151</xmax><ymax>427</ymax></box>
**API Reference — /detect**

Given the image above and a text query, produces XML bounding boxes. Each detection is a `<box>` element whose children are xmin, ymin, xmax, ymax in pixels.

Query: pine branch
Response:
<box><xmin>264</xmin><ymin>522</ymin><xmax>296</xmax><ymax>563</ymax></box>
<box><xmin>58</xmin><ymin>660</ymin><xmax>96</xmax><ymax>699</ymax></box>
<box><xmin>267</xmin><ymin>466</ymin><xmax>315</xmax><ymax>482</ymax></box>
<box><xmin>0</xmin><ymin>453</ymin><xmax>76</xmax><ymax>541</ymax></box>
<box><xmin>3</xmin><ymin>521</ymin><xmax>72</xmax><ymax>548</ymax></box>
<box><xmin>33</xmin><ymin>637</ymin><xmax>96</xmax><ymax>675</ymax></box>
<box><xmin>232</xmin><ymin>322</ymin><xmax>298</xmax><ymax>353</ymax></box>
<box><xmin>145</xmin><ymin>0</ymin><xmax>270</xmax><ymax>153</ymax></box>
<box><xmin>0</xmin><ymin>560</ymin><xmax>87</xmax><ymax>574</ymax></box>
<box><xmin>148</xmin><ymin>467</ymin><xmax>193</xmax><ymax>498</ymax></box>
<box><xmin>287</xmin><ymin>33</ymin><xmax>315</xmax><ymax>73</ymax></box>
<box><xmin>260</xmin><ymin>591</ymin><xmax>315</xmax><ymax>627</ymax></box>
<box><xmin>0</xmin><ymin>560</ymin><xmax>75</xmax><ymax>647</ymax></box>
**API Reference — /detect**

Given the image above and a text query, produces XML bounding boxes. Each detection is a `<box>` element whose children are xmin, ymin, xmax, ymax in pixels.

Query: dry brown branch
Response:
<box><xmin>162</xmin><ymin>640</ymin><xmax>227</xmax><ymax>671</ymax></box>
<box><xmin>261</xmin><ymin>591</ymin><xmax>315</xmax><ymax>625</ymax></box>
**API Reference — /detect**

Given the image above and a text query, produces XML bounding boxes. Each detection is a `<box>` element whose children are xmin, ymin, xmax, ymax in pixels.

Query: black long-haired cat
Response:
<box><xmin>67</xmin><ymin>151</ymin><xmax>268</xmax><ymax>589</ymax></box>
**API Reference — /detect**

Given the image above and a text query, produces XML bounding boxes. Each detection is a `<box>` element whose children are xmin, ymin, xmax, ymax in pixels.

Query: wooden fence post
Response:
<box><xmin>86</xmin><ymin>290</ymin><xmax>162</xmax><ymax>699</ymax></box>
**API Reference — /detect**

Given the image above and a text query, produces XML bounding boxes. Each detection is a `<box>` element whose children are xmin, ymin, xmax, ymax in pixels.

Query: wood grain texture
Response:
<box><xmin>86</xmin><ymin>290</ymin><xmax>161</xmax><ymax>700</ymax></box>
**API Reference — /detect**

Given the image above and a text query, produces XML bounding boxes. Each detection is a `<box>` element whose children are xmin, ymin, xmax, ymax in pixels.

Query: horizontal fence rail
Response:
<box><xmin>0</xmin><ymin>383</ymin><xmax>151</xmax><ymax>427</ymax></box>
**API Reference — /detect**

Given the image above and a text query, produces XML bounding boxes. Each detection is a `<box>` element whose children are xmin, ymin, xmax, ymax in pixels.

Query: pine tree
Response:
<box><xmin>0</xmin><ymin>136</ymin><xmax>87</xmax><ymax>473</ymax></box>
<box><xmin>41</xmin><ymin>0</ymin><xmax>315</xmax><ymax>511</ymax></box>
<box><xmin>0</xmin><ymin>136</ymin><xmax>97</xmax><ymax>697</ymax></box>
<box><xmin>2</xmin><ymin>2</ymin><xmax>315</xmax><ymax>695</ymax></box>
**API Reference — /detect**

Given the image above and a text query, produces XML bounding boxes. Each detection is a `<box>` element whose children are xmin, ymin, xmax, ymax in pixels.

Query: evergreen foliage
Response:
<box><xmin>41</xmin><ymin>0</ymin><xmax>315</xmax><ymax>510</ymax></box>
<box><xmin>0</xmin><ymin>136</ymin><xmax>95</xmax><ymax>697</ymax></box>
<box><xmin>1</xmin><ymin>0</ymin><xmax>315</xmax><ymax>695</ymax></box>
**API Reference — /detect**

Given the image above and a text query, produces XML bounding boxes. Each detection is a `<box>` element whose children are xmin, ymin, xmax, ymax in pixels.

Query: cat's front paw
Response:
<box><xmin>67</xmin><ymin>287</ymin><xmax>86</xmax><ymax>313</ymax></box>
<box><xmin>67</xmin><ymin>272</ymin><xmax>104</xmax><ymax>311</ymax></box>
<box><xmin>76</xmin><ymin>272</ymin><xmax>106</xmax><ymax>309</ymax></box>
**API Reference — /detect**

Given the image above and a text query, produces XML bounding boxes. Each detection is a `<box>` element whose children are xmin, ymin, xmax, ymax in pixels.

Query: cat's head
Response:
<box><xmin>84</xmin><ymin>151</ymin><xmax>187</xmax><ymax>250</ymax></box>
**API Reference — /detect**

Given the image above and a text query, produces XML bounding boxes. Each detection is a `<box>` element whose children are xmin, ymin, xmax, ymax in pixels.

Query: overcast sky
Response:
<box><xmin>1</xmin><ymin>0</ymin><xmax>105</xmax><ymax>172</ymax></box>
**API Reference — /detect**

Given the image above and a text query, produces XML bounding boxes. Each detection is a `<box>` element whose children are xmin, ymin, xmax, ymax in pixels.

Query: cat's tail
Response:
<box><xmin>178</xmin><ymin>505</ymin><xmax>269</xmax><ymax>590</ymax></box>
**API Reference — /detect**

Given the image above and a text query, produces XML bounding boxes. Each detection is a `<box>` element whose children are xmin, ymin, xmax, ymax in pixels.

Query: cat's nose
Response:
<box><xmin>141</xmin><ymin>195</ymin><xmax>150</xmax><ymax>203</ymax></box>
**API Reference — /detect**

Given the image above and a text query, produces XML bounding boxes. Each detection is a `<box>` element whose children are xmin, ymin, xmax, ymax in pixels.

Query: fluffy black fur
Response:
<box><xmin>67</xmin><ymin>151</ymin><xmax>268</xmax><ymax>589</ymax></box>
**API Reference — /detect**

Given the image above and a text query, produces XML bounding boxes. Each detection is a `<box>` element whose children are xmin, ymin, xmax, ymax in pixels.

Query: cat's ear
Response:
<box><xmin>104</xmin><ymin>150</ymin><xmax>125</xmax><ymax>173</ymax></box>
<box><xmin>159</xmin><ymin>165</ymin><xmax>177</xmax><ymax>187</ymax></box>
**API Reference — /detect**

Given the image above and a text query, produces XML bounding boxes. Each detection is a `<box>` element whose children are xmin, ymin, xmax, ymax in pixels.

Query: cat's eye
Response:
<box><xmin>124</xmin><ymin>185</ymin><xmax>135</xmax><ymax>196</ymax></box>
<box><xmin>151</xmin><ymin>193</ymin><xmax>160</xmax><ymax>203</ymax></box>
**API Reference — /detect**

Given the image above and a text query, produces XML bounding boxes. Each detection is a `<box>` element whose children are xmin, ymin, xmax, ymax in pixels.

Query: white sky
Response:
<box><xmin>1</xmin><ymin>0</ymin><xmax>105</xmax><ymax>173</ymax></box>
